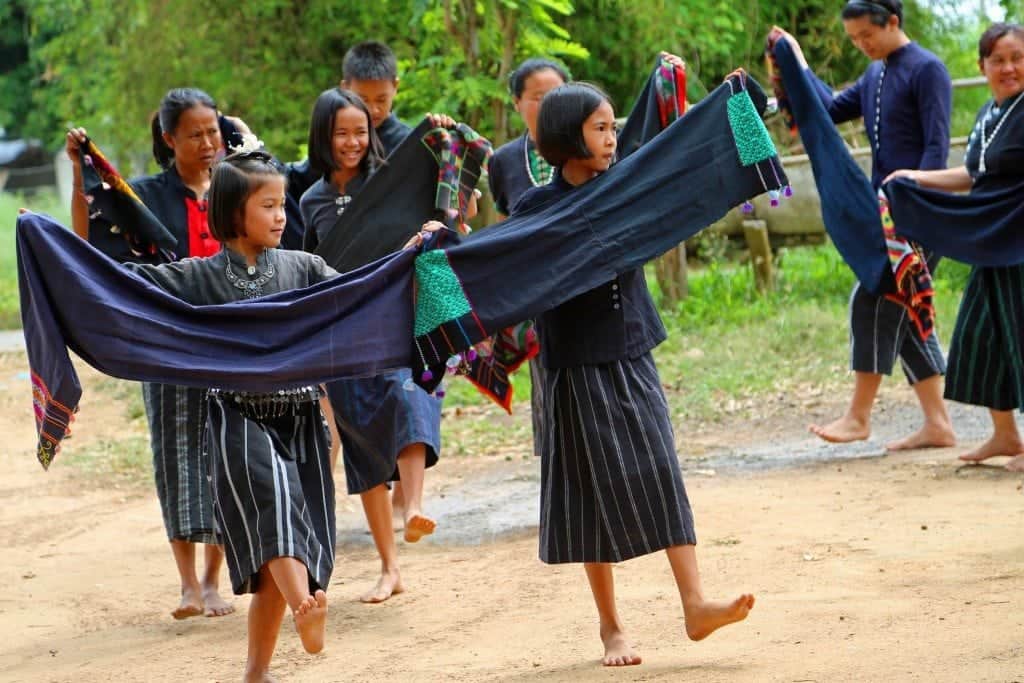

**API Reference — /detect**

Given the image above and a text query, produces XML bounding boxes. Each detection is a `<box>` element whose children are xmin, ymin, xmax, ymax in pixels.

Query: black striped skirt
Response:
<box><xmin>539</xmin><ymin>352</ymin><xmax>696</xmax><ymax>564</ymax></box>
<box><xmin>207</xmin><ymin>395</ymin><xmax>336</xmax><ymax>595</ymax></box>
<box><xmin>141</xmin><ymin>382</ymin><xmax>216</xmax><ymax>544</ymax></box>
<box><xmin>946</xmin><ymin>264</ymin><xmax>1024</xmax><ymax>412</ymax></box>
<box><xmin>326</xmin><ymin>368</ymin><xmax>441</xmax><ymax>495</ymax></box>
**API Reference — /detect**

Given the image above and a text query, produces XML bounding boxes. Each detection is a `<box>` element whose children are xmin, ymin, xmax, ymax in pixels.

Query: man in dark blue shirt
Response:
<box><xmin>777</xmin><ymin>0</ymin><xmax>957</xmax><ymax>451</ymax></box>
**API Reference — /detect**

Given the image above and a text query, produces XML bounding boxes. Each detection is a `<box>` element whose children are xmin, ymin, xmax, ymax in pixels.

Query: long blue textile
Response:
<box><xmin>412</xmin><ymin>74</ymin><xmax>789</xmax><ymax>367</ymax></box>
<box><xmin>769</xmin><ymin>38</ymin><xmax>894</xmax><ymax>296</ymax></box>
<box><xmin>884</xmin><ymin>178</ymin><xmax>1024</xmax><ymax>267</ymax></box>
<box><xmin>17</xmin><ymin>212</ymin><xmax>415</xmax><ymax>468</ymax></box>
<box><xmin>20</xmin><ymin>76</ymin><xmax>787</xmax><ymax>469</ymax></box>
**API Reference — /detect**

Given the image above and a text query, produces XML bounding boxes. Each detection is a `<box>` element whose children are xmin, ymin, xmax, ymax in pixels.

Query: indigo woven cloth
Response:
<box><xmin>767</xmin><ymin>35</ymin><xmax>894</xmax><ymax>296</ymax></box>
<box><xmin>17</xmin><ymin>212</ymin><xmax>417</xmax><ymax>469</ymax></box>
<box><xmin>412</xmin><ymin>73</ymin><xmax>789</xmax><ymax>373</ymax></box>
<box><xmin>884</xmin><ymin>178</ymin><xmax>1024</xmax><ymax>267</ymax></box>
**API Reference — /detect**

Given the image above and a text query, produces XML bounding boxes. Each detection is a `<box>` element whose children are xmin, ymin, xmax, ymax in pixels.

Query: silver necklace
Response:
<box><xmin>225</xmin><ymin>252</ymin><xmax>276</xmax><ymax>299</ymax></box>
<box><xmin>977</xmin><ymin>92</ymin><xmax>1023</xmax><ymax>174</ymax></box>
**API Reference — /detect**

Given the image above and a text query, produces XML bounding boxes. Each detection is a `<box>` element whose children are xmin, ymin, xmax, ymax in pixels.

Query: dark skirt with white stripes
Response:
<box><xmin>848</xmin><ymin>250</ymin><xmax>946</xmax><ymax>383</ymax></box>
<box><xmin>945</xmin><ymin>264</ymin><xmax>1024</xmax><ymax>412</ymax></box>
<box><xmin>207</xmin><ymin>395</ymin><xmax>336</xmax><ymax>596</ymax></box>
<box><xmin>539</xmin><ymin>352</ymin><xmax>697</xmax><ymax>564</ymax></box>
<box><xmin>326</xmin><ymin>368</ymin><xmax>441</xmax><ymax>496</ymax></box>
<box><xmin>141</xmin><ymin>382</ymin><xmax>216</xmax><ymax>544</ymax></box>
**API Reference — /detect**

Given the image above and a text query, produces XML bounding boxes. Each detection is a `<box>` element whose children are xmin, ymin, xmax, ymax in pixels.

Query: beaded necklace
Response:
<box><xmin>523</xmin><ymin>135</ymin><xmax>553</xmax><ymax>187</ymax></box>
<box><xmin>974</xmin><ymin>91</ymin><xmax>1024</xmax><ymax>174</ymax></box>
<box><xmin>872</xmin><ymin>62</ymin><xmax>886</xmax><ymax>154</ymax></box>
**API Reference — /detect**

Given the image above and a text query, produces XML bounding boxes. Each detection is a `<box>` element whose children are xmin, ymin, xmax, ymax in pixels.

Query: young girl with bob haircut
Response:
<box><xmin>127</xmin><ymin>149</ymin><xmax>444</xmax><ymax>680</ymax></box>
<box><xmin>300</xmin><ymin>87</ymin><xmax>445</xmax><ymax>604</ymax></box>
<box><xmin>511</xmin><ymin>81</ymin><xmax>755</xmax><ymax>667</ymax></box>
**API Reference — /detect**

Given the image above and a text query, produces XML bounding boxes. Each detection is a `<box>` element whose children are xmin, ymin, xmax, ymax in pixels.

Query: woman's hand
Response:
<box><xmin>65</xmin><ymin>127</ymin><xmax>89</xmax><ymax>166</ymax></box>
<box><xmin>659</xmin><ymin>51</ymin><xmax>685</xmax><ymax>70</ymax></box>
<box><xmin>770</xmin><ymin>26</ymin><xmax>808</xmax><ymax>68</ymax></box>
<box><xmin>403</xmin><ymin>220</ymin><xmax>446</xmax><ymax>249</ymax></box>
<box><xmin>883</xmin><ymin>169</ymin><xmax>918</xmax><ymax>184</ymax></box>
<box><xmin>724</xmin><ymin>67</ymin><xmax>747</xmax><ymax>82</ymax></box>
<box><xmin>426</xmin><ymin>113</ymin><xmax>456</xmax><ymax>129</ymax></box>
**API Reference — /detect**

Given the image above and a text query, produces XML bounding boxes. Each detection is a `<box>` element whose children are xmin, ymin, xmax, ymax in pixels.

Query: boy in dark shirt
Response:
<box><xmin>341</xmin><ymin>41</ymin><xmax>412</xmax><ymax>155</ymax></box>
<box><xmin>776</xmin><ymin>0</ymin><xmax>957</xmax><ymax>451</ymax></box>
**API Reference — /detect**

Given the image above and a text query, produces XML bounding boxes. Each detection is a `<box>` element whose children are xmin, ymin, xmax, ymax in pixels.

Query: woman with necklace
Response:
<box><xmin>487</xmin><ymin>58</ymin><xmax>570</xmax><ymax>459</ymax></box>
<box><xmin>65</xmin><ymin>88</ymin><xmax>247</xmax><ymax>620</ymax></box>
<box><xmin>886</xmin><ymin>22</ymin><xmax>1024</xmax><ymax>472</ymax></box>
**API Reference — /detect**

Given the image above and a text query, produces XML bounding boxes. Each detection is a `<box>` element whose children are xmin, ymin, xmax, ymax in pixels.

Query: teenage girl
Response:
<box><xmin>511</xmin><ymin>81</ymin><xmax>755</xmax><ymax>667</ymax></box>
<box><xmin>300</xmin><ymin>87</ymin><xmax>445</xmax><ymax>603</ymax></box>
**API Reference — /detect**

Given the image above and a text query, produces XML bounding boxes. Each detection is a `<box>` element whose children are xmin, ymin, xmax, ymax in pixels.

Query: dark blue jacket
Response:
<box><xmin>512</xmin><ymin>170</ymin><xmax>666</xmax><ymax>370</ymax></box>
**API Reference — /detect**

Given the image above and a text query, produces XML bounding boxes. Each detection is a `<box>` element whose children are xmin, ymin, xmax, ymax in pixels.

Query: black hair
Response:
<box><xmin>342</xmin><ymin>41</ymin><xmax>399</xmax><ymax>82</ymax></box>
<box><xmin>508</xmin><ymin>58</ymin><xmax>571</xmax><ymax>99</ymax></box>
<box><xmin>306</xmin><ymin>87</ymin><xmax>386</xmax><ymax>178</ymax></box>
<box><xmin>535</xmin><ymin>83</ymin><xmax>612</xmax><ymax>167</ymax></box>
<box><xmin>149</xmin><ymin>88</ymin><xmax>218</xmax><ymax>170</ymax></box>
<box><xmin>841</xmin><ymin>0</ymin><xmax>903</xmax><ymax>28</ymax></box>
<box><xmin>978</xmin><ymin>22</ymin><xmax>1024</xmax><ymax>61</ymax></box>
<box><xmin>208</xmin><ymin>150</ymin><xmax>284</xmax><ymax>242</ymax></box>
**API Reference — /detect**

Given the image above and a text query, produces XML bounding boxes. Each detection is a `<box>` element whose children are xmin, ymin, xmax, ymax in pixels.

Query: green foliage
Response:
<box><xmin>0</xmin><ymin>189</ymin><xmax>68</xmax><ymax>330</ymax></box>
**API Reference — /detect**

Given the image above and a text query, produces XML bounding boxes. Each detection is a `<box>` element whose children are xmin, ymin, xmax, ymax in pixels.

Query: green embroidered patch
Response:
<box><xmin>727</xmin><ymin>91</ymin><xmax>777</xmax><ymax>166</ymax></box>
<box><xmin>414</xmin><ymin>250</ymin><xmax>473</xmax><ymax>336</ymax></box>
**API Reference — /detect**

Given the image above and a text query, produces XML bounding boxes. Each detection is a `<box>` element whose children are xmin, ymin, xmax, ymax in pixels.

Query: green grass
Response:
<box><xmin>0</xmin><ymin>190</ymin><xmax>70</xmax><ymax>329</ymax></box>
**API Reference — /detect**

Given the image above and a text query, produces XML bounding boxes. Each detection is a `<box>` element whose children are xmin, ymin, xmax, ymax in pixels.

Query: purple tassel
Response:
<box><xmin>741</xmin><ymin>201</ymin><xmax>755</xmax><ymax>214</ymax></box>
<box><xmin>466</xmin><ymin>348</ymin><xmax>478</xmax><ymax>362</ymax></box>
<box><xmin>421</xmin><ymin>369</ymin><xmax>434</xmax><ymax>382</ymax></box>
<box><xmin>435</xmin><ymin>384</ymin><xmax>447</xmax><ymax>398</ymax></box>
<box><xmin>783</xmin><ymin>185</ymin><xmax>793</xmax><ymax>198</ymax></box>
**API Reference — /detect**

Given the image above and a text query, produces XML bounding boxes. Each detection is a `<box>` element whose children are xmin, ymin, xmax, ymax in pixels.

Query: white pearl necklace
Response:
<box><xmin>977</xmin><ymin>92</ymin><xmax>1023</xmax><ymax>174</ymax></box>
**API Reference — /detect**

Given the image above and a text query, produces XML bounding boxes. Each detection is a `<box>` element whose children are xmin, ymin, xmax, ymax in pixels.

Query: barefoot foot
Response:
<box><xmin>171</xmin><ymin>586</ymin><xmax>204</xmax><ymax>620</ymax></box>
<box><xmin>886</xmin><ymin>422</ymin><xmax>957</xmax><ymax>451</ymax></box>
<box><xmin>599</xmin><ymin>627</ymin><xmax>642</xmax><ymax>667</ymax></box>
<box><xmin>359</xmin><ymin>569</ymin><xmax>404</xmax><ymax>604</ymax></box>
<box><xmin>809</xmin><ymin>415</ymin><xmax>870</xmax><ymax>444</ymax></box>
<box><xmin>242</xmin><ymin>668</ymin><xmax>279</xmax><ymax>683</ymax></box>
<box><xmin>684</xmin><ymin>593</ymin><xmax>755</xmax><ymax>641</ymax></box>
<box><xmin>201</xmin><ymin>585</ymin><xmax>235</xmax><ymax>617</ymax></box>
<box><xmin>958</xmin><ymin>434</ymin><xmax>1024</xmax><ymax>464</ymax></box>
<box><xmin>403</xmin><ymin>513</ymin><xmax>436</xmax><ymax>543</ymax></box>
<box><xmin>293</xmin><ymin>590</ymin><xmax>328</xmax><ymax>654</ymax></box>
<box><xmin>1006</xmin><ymin>455</ymin><xmax>1024</xmax><ymax>472</ymax></box>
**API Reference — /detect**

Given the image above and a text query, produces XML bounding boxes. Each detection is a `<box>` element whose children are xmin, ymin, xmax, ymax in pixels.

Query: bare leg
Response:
<box><xmin>396</xmin><ymin>443</ymin><xmax>435</xmax><ymax>543</ymax></box>
<box><xmin>583</xmin><ymin>563</ymin><xmax>641</xmax><ymax>667</ymax></box>
<box><xmin>244</xmin><ymin>566</ymin><xmax>287</xmax><ymax>683</ymax></box>
<box><xmin>358</xmin><ymin>484</ymin><xmax>404</xmax><ymax>603</ymax></box>
<box><xmin>201</xmin><ymin>543</ymin><xmax>235</xmax><ymax>617</ymax></box>
<box><xmin>886</xmin><ymin>375</ymin><xmax>957</xmax><ymax>450</ymax></box>
<box><xmin>265</xmin><ymin>557</ymin><xmax>328</xmax><ymax>654</ymax></box>
<box><xmin>665</xmin><ymin>544</ymin><xmax>754</xmax><ymax>641</ymax></box>
<box><xmin>959</xmin><ymin>410</ymin><xmax>1024</xmax><ymax>464</ymax></box>
<box><xmin>391</xmin><ymin>481</ymin><xmax>406</xmax><ymax>527</ymax></box>
<box><xmin>809</xmin><ymin>371</ymin><xmax>879</xmax><ymax>443</ymax></box>
<box><xmin>319</xmin><ymin>396</ymin><xmax>341</xmax><ymax>474</ymax></box>
<box><xmin>169</xmin><ymin>540</ymin><xmax>204</xmax><ymax>619</ymax></box>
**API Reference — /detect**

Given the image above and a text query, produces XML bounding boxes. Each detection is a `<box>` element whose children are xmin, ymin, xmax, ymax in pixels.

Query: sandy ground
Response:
<box><xmin>0</xmin><ymin>349</ymin><xmax>1022</xmax><ymax>683</ymax></box>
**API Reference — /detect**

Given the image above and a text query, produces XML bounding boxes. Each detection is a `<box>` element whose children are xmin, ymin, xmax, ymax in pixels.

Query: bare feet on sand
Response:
<box><xmin>809</xmin><ymin>415</ymin><xmax>870</xmax><ymax>444</ymax></box>
<box><xmin>684</xmin><ymin>594</ymin><xmax>755</xmax><ymax>641</ymax></box>
<box><xmin>599</xmin><ymin>626</ymin><xmax>642</xmax><ymax>667</ymax></box>
<box><xmin>201</xmin><ymin>584</ymin><xmax>235</xmax><ymax>617</ymax></box>
<box><xmin>243</xmin><ymin>670</ymin><xmax>279</xmax><ymax>683</ymax></box>
<box><xmin>885</xmin><ymin>422</ymin><xmax>957</xmax><ymax>451</ymax></box>
<box><xmin>958</xmin><ymin>434</ymin><xmax>1024</xmax><ymax>466</ymax></box>
<box><xmin>1006</xmin><ymin>455</ymin><xmax>1024</xmax><ymax>472</ymax></box>
<box><xmin>403</xmin><ymin>513</ymin><xmax>436</xmax><ymax>543</ymax></box>
<box><xmin>171</xmin><ymin>586</ymin><xmax>204</xmax><ymax>620</ymax></box>
<box><xmin>359</xmin><ymin>569</ymin><xmax>404</xmax><ymax>604</ymax></box>
<box><xmin>294</xmin><ymin>590</ymin><xmax>328</xmax><ymax>654</ymax></box>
